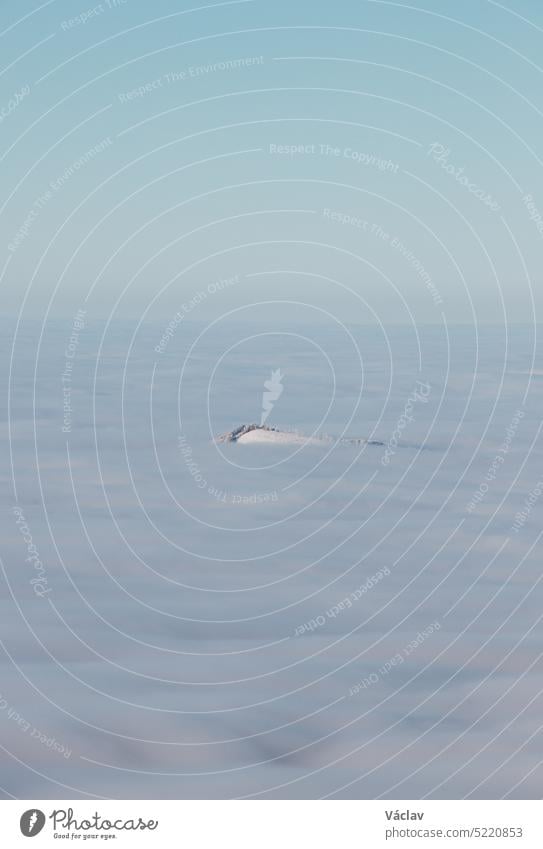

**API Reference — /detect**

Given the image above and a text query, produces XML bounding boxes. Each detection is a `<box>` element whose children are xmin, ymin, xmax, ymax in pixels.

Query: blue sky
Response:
<box><xmin>1</xmin><ymin>0</ymin><xmax>542</xmax><ymax>323</ymax></box>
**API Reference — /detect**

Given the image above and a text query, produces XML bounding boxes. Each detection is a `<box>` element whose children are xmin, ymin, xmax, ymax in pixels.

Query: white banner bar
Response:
<box><xmin>1</xmin><ymin>800</ymin><xmax>541</xmax><ymax>848</ymax></box>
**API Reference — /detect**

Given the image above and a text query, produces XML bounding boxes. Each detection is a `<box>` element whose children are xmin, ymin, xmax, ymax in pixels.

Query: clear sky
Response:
<box><xmin>1</xmin><ymin>0</ymin><xmax>542</xmax><ymax>324</ymax></box>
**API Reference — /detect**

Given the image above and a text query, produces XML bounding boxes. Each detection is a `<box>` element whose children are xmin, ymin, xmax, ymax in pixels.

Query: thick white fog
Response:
<box><xmin>1</xmin><ymin>320</ymin><xmax>542</xmax><ymax>798</ymax></box>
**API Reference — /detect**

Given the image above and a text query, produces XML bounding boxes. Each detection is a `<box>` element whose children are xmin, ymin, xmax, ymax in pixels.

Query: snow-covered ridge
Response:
<box><xmin>215</xmin><ymin>423</ymin><xmax>384</xmax><ymax>446</ymax></box>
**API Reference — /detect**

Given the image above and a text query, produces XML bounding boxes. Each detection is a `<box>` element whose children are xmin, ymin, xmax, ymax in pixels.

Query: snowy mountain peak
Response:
<box><xmin>215</xmin><ymin>424</ymin><xmax>384</xmax><ymax>447</ymax></box>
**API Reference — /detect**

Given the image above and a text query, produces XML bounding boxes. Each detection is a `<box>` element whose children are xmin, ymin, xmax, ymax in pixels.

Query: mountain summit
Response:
<box><xmin>216</xmin><ymin>424</ymin><xmax>383</xmax><ymax>446</ymax></box>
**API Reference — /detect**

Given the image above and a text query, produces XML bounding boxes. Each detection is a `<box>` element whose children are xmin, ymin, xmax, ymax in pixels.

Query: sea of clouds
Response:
<box><xmin>1</xmin><ymin>319</ymin><xmax>542</xmax><ymax>798</ymax></box>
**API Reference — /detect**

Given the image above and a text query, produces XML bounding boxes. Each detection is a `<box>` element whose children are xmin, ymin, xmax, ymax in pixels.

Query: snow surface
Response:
<box><xmin>234</xmin><ymin>428</ymin><xmax>324</xmax><ymax>445</ymax></box>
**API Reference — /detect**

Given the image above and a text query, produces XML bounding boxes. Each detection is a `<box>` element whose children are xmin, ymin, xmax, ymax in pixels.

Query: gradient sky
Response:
<box><xmin>1</xmin><ymin>0</ymin><xmax>542</xmax><ymax>324</ymax></box>
<box><xmin>3</xmin><ymin>2</ymin><xmax>543</xmax><ymax>802</ymax></box>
